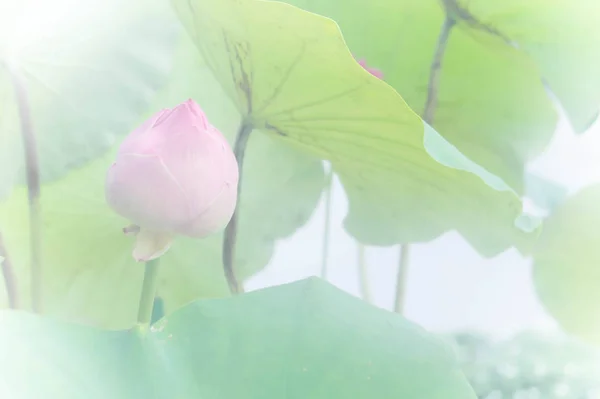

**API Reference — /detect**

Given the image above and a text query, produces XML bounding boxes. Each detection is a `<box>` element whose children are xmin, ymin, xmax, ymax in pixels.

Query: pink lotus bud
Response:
<box><xmin>105</xmin><ymin>99</ymin><xmax>239</xmax><ymax>262</ymax></box>
<box><xmin>355</xmin><ymin>57</ymin><xmax>384</xmax><ymax>80</ymax></box>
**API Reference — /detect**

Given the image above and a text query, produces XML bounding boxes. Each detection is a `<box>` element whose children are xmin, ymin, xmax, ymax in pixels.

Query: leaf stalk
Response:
<box><xmin>222</xmin><ymin>122</ymin><xmax>253</xmax><ymax>294</ymax></box>
<box><xmin>9</xmin><ymin>65</ymin><xmax>42</xmax><ymax>313</ymax></box>
<box><xmin>319</xmin><ymin>169</ymin><xmax>334</xmax><ymax>279</ymax></box>
<box><xmin>0</xmin><ymin>230</ymin><xmax>18</xmax><ymax>309</ymax></box>
<box><xmin>394</xmin><ymin>13</ymin><xmax>455</xmax><ymax>314</ymax></box>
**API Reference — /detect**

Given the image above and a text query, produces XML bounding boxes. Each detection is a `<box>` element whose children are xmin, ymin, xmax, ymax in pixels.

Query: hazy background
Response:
<box><xmin>248</xmin><ymin>110</ymin><xmax>600</xmax><ymax>339</ymax></box>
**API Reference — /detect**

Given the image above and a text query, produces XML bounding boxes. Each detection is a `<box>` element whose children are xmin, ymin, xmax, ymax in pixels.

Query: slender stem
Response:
<box><xmin>222</xmin><ymin>122</ymin><xmax>253</xmax><ymax>294</ymax></box>
<box><xmin>394</xmin><ymin>244</ymin><xmax>410</xmax><ymax>313</ymax></box>
<box><xmin>9</xmin><ymin>66</ymin><xmax>42</xmax><ymax>313</ymax></box>
<box><xmin>393</xmin><ymin>14</ymin><xmax>455</xmax><ymax>314</ymax></box>
<box><xmin>319</xmin><ymin>169</ymin><xmax>334</xmax><ymax>279</ymax></box>
<box><xmin>422</xmin><ymin>15</ymin><xmax>456</xmax><ymax>124</ymax></box>
<box><xmin>0</xmin><ymin>230</ymin><xmax>18</xmax><ymax>309</ymax></box>
<box><xmin>136</xmin><ymin>258</ymin><xmax>161</xmax><ymax>328</ymax></box>
<box><xmin>357</xmin><ymin>243</ymin><xmax>372</xmax><ymax>303</ymax></box>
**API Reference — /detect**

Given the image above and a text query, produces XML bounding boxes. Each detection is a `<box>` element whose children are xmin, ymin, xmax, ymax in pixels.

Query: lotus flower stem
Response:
<box><xmin>357</xmin><ymin>243</ymin><xmax>372</xmax><ymax>303</ymax></box>
<box><xmin>9</xmin><ymin>66</ymin><xmax>42</xmax><ymax>313</ymax></box>
<box><xmin>0</xmin><ymin>230</ymin><xmax>18</xmax><ymax>309</ymax></box>
<box><xmin>222</xmin><ymin>122</ymin><xmax>253</xmax><ymax>294</ymax></box>
<box><xmin>136</xmin><ymin>258</ymin><xmax>161</xmax><ymax>328</ymax></box>
<box><xmin>319</xmin><ymin>168</ymin><xmax>334</xmax><ymax>280</ymax></box>
<box><xmin>394</xmin><ymin>13</ymin><xmax>456</xmax><ymax>314</ymax></box>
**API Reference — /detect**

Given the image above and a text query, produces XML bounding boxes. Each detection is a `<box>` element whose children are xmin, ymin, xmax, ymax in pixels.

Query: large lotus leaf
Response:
<box><xmin>0</xmin><ymin>278</ymin><xmax>476</xmax><ymax>399</ymax></box>
<box><xmin>171</xmin><ymin>0</ymin><xmax>538</xmax><ymax>257</ymax></box>
<box><xmin>460</xmin><ymin>0</ymin><xmax>600</xmax><ymax>133</ymax></box>
<box><xmin>533</xmin><ymin>184</ymin><xmax>600</xmax><ymax>345</ymax></box>
<box><xmin>0</xmin><ymin>45</ymin><xmax>324</xmax><ymax>328</ymax></box>
<box><xmin>0</xmin><ymin>0</ymin><xmax>177</xmax><ymax>198</ymax></box>
<box><xmin>281</xmin><ymin>0</ymin><xmax>558</xmax><ymax>193</ymax></box>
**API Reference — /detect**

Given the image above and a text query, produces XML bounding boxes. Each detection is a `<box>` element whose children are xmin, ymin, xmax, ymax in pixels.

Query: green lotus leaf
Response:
<box><xmin>170</xmin><ymin>0</ymin><xmax>538</xmax><ymax>257</ymax></box>
<box><xmin>0</xmin><ymin>278</ymin><xmax>476</xmax><ymax>398</ymax></box>
<box><xmin>533</xmin><ymin>184</ymin><xmax>600</xmax><ymax>345</ymax></box>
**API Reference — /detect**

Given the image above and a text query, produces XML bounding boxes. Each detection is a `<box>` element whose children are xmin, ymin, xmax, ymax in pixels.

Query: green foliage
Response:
<box><xmin>0</xmin><ymin>0</ymin><xmax>177</xmax><ymax>198</ymax></box>
<box><xmin>459</xmin><ymin>0</ymin><xmax>600</xmax><ymax>133</ymax></box>
<box><xmin>0</xmin><ymin>0</ymin><xmax>596</xmax><ymax>393</ymax></box>
<box><xmin>0</xmin><ymin>278</ymin><xmax>476</xmax><ymax>399</ymax></box>
<box><xmin>171</xmin><ymin>0</ymin><xmax>537</xmax><ymax>257</ymax></box>
<box><xmin>281</xmin><ymin>0</ymin><xmax>599</xmax><ymax>194</ymax></box>
<box><xmin>0</xmin><ymin>49</ymin><xmax>324</xmax><ymax>327</ymax></box>
<box><xmin>533</xmin><ymin>184</ymin><xmax>600</xmax><ymax>344</ymax></box>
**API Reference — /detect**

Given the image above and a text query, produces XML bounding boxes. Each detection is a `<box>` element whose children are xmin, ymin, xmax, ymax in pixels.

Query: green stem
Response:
<box><xmin>394</xmin><ymin>244</ymin><xmax>410</xmax><ymax>313</ymax></box>
<box><xmin>393</xmin><ymin>13</ymin><xmax>455</xmax><ymax>314</ymax></box>
<box><xmin>357</xmin><ymin>243</ymin><xmax>372</xmax><ymax>303</ymax></box>
<box><xmin>9</xmin><ymin>65</ymin><xmax>42</xmax><ymax>313</ymax></box>
<box><xmin>222</xmin><ymin>122</ymin><xmax>253</xmax><ymax>294</ymax></box>
<box><xmin>319</xmin><ymin>169</ymin><xmax>334</xmax><ymax>279</ymax></box>
<box><xmin>422</xmin><ymin>15</ymin><xmax>455</xmax><ymax>123</ymax></box>
<box><xmin>136</xmin><ymin>258</ymin><xmax>161</xmax><ymax>328</ymax></box>
<box><xmin>0</xmin><ymin>230</ymin><xmax>18</xmax><ymax>309</ymax></box>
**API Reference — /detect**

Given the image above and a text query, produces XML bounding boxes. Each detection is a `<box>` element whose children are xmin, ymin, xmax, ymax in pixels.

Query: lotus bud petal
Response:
<box><xmin>105</xmin><ymin>99</ymin><xmax>239</xmax><ymax>261</ymax></box>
